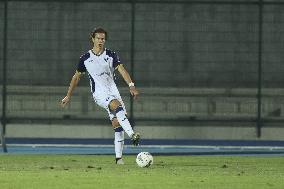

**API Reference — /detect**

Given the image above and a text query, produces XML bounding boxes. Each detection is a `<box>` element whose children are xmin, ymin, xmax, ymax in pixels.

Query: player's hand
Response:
<box><xmin>61</xmin><ymin>96</ymin><xmax>70</xmax><ymax>108</ymax></box>
<box><xmin>130</xmin><ymin>87</ymin><xmax>139</xmax><ymax>100</ymax></box>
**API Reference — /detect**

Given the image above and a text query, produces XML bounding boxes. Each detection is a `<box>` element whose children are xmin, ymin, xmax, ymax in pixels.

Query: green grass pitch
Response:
<box><xmin>0</xmin><ymin>154</ymin><xmax>283</xmax><ymax>189</ymax></box>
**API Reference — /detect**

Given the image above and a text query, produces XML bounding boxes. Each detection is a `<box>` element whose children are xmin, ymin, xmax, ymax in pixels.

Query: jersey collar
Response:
<box><xmin>91</xmin><ymin>48</ymin><xmax>105</xmax><ymax>57</ymax></box>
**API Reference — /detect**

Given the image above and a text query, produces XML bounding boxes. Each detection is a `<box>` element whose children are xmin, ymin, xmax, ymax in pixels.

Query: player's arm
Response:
<box><xmin>61</xmin><ymin>70</ymin><xmax>82</xmax><ymax>107</ymax></box>
<box><xmin>117</xmin><ymin>64</ymin><xmax>139</xmax><ymax>100</ymax></box>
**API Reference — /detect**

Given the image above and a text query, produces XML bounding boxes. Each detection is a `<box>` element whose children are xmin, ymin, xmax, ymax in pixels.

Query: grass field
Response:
<box><xmin>0</xmin><ymin>154</ymin><xmax>283</xmax><ymax>189</ymax></box>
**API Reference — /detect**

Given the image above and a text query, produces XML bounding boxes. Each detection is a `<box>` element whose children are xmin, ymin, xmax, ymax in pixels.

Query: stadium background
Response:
<box><xmin>1</xmin><ymin>0</ymin><xmax>284</xmax><ymax>150</ymax></box>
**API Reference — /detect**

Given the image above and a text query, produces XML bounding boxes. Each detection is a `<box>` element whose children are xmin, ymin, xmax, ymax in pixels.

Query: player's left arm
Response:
<box><xmin>117</xmin><ymin>64</ymin><xmax>139</xmax><ymax>100</ymax></box>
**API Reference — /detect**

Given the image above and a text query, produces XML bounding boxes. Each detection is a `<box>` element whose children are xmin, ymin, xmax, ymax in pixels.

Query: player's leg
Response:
<box><xmin>109</xmin><ymin>99</ymin><xmax>140</xmax><ymax>146</ymax></box>
<box><xmin>109</xmin><ymin>99</ymin><xmax>134</xmax><ymax>137</ymax></box>
<box><xmin>92</xmin><ymin>93</ymin><xmax>125</xmax><ymax>163</ymax></box>
<box><xmin>92</xmin><ymin>93</ymin><xmax>140</xmax><ymax>146</ymax></box>
<box><xmin>111</xmin><ymin>118</ymin><xmax>124</xmax><ymax>165</ymax></box>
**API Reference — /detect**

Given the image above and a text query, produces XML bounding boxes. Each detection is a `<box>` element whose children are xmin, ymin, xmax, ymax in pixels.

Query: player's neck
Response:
<box><xmin>92</xmin><ymin>47</ymin><xmax>104</xmax><ymax>56</ymax></box>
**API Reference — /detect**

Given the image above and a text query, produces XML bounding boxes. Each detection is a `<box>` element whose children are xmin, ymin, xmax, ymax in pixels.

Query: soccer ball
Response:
<box><xmin>136</xmin><ymin>152</ymin><xmax>153</xmax><ymax>168</ymax></box>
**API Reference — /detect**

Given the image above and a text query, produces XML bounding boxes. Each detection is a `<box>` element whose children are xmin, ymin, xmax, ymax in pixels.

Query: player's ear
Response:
<box><xmin>90</xmin><ymin>36</ymin><xmax>95</xmax><ymax>43</ymax></box>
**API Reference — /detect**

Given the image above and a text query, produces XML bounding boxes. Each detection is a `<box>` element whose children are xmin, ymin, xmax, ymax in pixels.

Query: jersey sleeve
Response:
<box><xmin>112</xmin><ymin>51</ymin><xmax>122</xmax><ymax>69</ymax></box>
<box><xmin>76</xmin><ymin>53</ymin><xmax>89</xmax><ymax>73</ymax></box>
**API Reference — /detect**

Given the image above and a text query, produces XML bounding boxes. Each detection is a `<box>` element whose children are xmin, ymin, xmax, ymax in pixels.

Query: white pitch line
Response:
<box><xmin>4</xmin><ymin>144</ymin><xmax>284</xmax><ymax>151</ymax></box>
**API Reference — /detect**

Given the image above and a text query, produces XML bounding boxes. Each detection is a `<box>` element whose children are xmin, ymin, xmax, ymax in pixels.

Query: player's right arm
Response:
<box><xmin>61</xmin><ymin>70</ymin><xmax>82</xmax><ymax>108</ymax></box>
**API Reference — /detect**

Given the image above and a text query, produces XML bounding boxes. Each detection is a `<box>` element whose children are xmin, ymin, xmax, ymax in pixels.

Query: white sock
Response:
<box><xmin>114</xmin><ymin>128</ymin><xmax>124</xmax><ymax>158</ymax></box>
<box><xmin>115</xmin><ymin>106</ymin><xmax>134</xmax><ymax>137</ymax></box>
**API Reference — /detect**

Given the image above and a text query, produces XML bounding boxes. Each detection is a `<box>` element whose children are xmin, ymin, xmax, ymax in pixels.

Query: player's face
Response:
<box><xmin>93</xmin><ymin>33</ymin><xmax>106</xmax><ymax>48</ymax></box>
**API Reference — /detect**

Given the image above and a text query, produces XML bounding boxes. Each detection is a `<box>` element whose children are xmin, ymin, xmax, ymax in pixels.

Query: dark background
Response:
<box><xmin>1</xmin><ymin>0</ymin><xmax>284</xmax><ymax>138</ymax></box>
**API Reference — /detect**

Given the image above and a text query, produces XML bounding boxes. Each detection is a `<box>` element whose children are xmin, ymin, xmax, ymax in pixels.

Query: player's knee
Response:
<box><xmin>109</xmin><ymin>99</ymin><xmax>121</xmax><ymax>111</ymax></box>
<box><xmin>111</xmin><ymin>118</ymin><xmax>119</xmax><ymax>128</ymax></box>
<box><xmin>112</xmin><ymin>118</ymin><xmax>124</xmax><ymax>132</ymax></box>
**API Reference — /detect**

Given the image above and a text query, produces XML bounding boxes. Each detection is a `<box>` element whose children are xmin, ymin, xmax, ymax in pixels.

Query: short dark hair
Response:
<box><xmin>90</xmin><ymin>27</ymin><xmax>108</xmax><ymax>40</ymax></box>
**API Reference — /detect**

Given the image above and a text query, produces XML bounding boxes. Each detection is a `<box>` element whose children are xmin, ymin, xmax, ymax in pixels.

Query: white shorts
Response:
<box><xmin>92</xmin><ymin>91</ymin><xmax>126</xmax><ymax>121</ymax></box>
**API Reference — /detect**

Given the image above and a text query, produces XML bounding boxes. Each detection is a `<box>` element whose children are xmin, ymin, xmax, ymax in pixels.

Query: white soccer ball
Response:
<box><xmin>136</xmin><ymin>152</ymin><xmax>154</xmax><ymax>168</ymax></box>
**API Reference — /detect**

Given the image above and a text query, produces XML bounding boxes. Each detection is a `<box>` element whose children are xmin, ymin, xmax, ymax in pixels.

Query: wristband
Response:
<box><xmin>129</xmin><ymin>82</ymin><xmax>135</xmax><ymax>87</ymax></box>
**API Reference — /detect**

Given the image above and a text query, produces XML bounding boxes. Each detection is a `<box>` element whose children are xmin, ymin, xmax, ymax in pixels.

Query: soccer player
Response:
<box><xmin>61</xmin><ymin>27</ymin><xmax>140</xmax><ymax>165</ymax></box>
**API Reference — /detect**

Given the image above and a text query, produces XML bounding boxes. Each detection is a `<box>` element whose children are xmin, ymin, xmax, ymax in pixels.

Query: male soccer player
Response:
<box><xmin>61</xmin><ymin>27</ymin><xmax>140</xmax><ymax>165</ymax></box>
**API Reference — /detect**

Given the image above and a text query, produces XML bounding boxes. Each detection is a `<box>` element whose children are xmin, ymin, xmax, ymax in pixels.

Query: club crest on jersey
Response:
<box><xmin>104</xmin><ymin>57</ymin><xmax>109</xmax><ymax>62</ymax></box>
